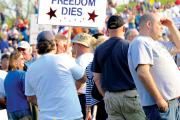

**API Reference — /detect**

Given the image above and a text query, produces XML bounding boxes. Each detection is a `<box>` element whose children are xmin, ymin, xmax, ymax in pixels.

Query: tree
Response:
<box><xmin>0</xmin><ymin>0</ymin><xmax>34</xmax><ymax>19</ymax></box>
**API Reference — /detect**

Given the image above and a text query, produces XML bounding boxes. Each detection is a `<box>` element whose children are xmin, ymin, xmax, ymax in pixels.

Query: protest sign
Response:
<box><xmin>30</xmin><ymin>14</ymin><xmax>53</xmax><ymax>44</ymax></box>
<box><xmin>38</xmin><ymin>0</ymin><xmax>107</xmax><ymax>28</ymax></box>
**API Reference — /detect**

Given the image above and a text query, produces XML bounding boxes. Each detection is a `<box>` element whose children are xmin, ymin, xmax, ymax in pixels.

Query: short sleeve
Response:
<box><xmin>129</xmin><ymin>40</ymin><xmax>154</xmax><ymax>70</ymax></box>
<box><xmin>65</xmin><ymin>54</ymin><xmax>85</xmax><ymax>80</ymax></box>
<box><xmin>91</xmin><ymin>50</ymin><xmax>101</xmax><ymax>73</ymax></box>
<box><xmin>18</xmin><ymin>71</ymin><xmax>25</xmax><ymax>93</ymax></box>
<box><xmin>70</xmin><ymin>64</ymin><xmax>85</xmax><ymax>80</ymax></box>
<box><xmin>25</xmin><ymin>69</ymin><xmax>35</xmax><ymax>96</ymax></box>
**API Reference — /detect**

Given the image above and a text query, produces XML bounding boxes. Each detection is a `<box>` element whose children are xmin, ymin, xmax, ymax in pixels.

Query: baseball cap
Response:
<box><xmin>71</xmin><ymin>33</ymin><xmax>96</xmax><ymax>48</ymax></box>
<box><xmin>107</xmin><ymin>15</ymin><xmax>125</xmax><ymax>29</ymax></box>
<box><xmin>37</xmin><ymin>31</ymin><xmax>55</xmax><ymax>43</ymax></box>
<box><xmin>18</xmin><ymin>41</ymin><xmax>30</xmax><ymax>49</ymax></box>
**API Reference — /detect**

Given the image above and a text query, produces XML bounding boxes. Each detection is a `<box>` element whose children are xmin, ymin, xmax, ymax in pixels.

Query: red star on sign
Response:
<box><xmin>47</xmin><ymin>7</ymin><xmax>57</xmax><ymax>19</ymax></box>
<box><xmin>88</xmin><ymin>10</ymin><xmax>98</xmax><ymax>22</ymax></box>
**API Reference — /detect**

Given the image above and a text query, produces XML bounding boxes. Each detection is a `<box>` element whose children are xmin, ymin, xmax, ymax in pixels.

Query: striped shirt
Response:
<box><xmin>85</xmin><ymin>62</ymin><xmax>99</xmax><ymax>106</ymax></box>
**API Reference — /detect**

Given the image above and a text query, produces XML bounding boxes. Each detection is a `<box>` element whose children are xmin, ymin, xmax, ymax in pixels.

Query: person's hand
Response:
<box><xmin>160</xmin><ymin>17</ymin><xmax>173</xmax><ymax>28</ymax></box>
<box><xmin>156</xmin><ymin>99</ymin><xmax>169</xmax><ymax>112</ymax></box>
<box><xmin>85</xmin><ymin>111</ymin><xmax>92</xmax><ymax>120</ymax></box>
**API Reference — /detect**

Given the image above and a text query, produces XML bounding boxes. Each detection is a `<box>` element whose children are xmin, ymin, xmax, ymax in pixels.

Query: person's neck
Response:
<box><xmin>50</xmin><ymin>50</ymin><xmax>56</xmax><ymax>54</ymax></box>
<box><xmin>109</xmin><ymin>34</ymin><xmax>124</xmax><ymax>39</ymax></box>
<box><xmin>139</xmin><ymin>30</ymin><xmax>150</xmax><ymax>37</ymax></box>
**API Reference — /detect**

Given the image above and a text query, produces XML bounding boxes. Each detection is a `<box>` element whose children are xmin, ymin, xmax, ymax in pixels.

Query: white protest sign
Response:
<box><xmin>30</xmin><ymin>14</ymin><xmax>53</xmax><ymax>45</ymax></box>
<box><xmin>38</xmin><ymin>0</ymin><xmax>107</xmax><ymax>28</ymax></box>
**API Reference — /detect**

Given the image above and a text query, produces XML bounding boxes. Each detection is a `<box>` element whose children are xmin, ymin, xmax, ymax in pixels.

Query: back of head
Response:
<box><xmin>107</xmin><ymin>15</ymin><xmax>126</xmax><ymax>37</ymax></box>
<box><xmin>37</xmin><ymin>31</ymin><xmax>56</xmax><ymax>55</ymax></box>
<box><xmin>92</xmin><ymin>35</ymin><xmax>107</xmax><ymax>51</ymax></box>
<box><xmin>55</xmin><ymin>34</ymin><xmax>68</xmax><ymax>54</ymax></box>
<box><xmin>125</xmin><ymin>28</ymin><xmax>139</xmax><ymax>41</ymax></box>
<box><xmin>55</xmin><ymin>34</ymin><xmax>67</xmax><ymax>43</ymax></box>
<box><xmin>1</xmin><ymin>53</ymin><xmax>10</xmax><ymax>60</ymax></box>
<box><xmin>92</xmin><ymin>33</ymin><xmax>104</xmax><ymax>39</ymax></box>
<box><xmin>107</xmin><ymin>15</ymin><xmax>125</xmax><ymax>30</ymax></box>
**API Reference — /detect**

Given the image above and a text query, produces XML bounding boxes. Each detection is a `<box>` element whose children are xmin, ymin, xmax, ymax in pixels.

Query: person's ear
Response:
<box><xmin>123</xmin><ymin>26</ymin><xmax>126</xmax><ymax>32</ymax></box>
<box><xmin>147</xmin><ymin>21</ymin><xmax>151</xmax><ymax>28</ymax></box>
<box><xmin>64</xmin><ymin>44</ymin><xmax>68</xmax><ymax>52</ymax></box>
<box><xmin>106</xmin><ymin>28</ymin><xmax>109</xmax><ymax>36</ymax></box>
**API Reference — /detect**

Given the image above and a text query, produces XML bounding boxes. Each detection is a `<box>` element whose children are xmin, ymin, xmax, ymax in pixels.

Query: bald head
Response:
<box><xmin>125</xmin><ymin>28</ymin><xmax>139</xmax><ymax>41</ymax></box>
<box><xmin>139</xmin><ymin>12</ymin><xmax>155</xmax><ymax>29</ymax></box>
<box><xmin>139</xmin><ymin>12</ymin><xmax>163</xmax><ymax>40</ymax></box>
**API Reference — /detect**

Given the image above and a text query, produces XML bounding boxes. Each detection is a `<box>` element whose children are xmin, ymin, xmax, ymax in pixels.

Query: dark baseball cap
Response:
<box><xmin>107</xmin><ymin>15</ymin><xmax>125</xmax><ymax>29</ymax></box>
<box><xmin>37</xmin><ymin>31</ymin><xmax>55</xmax><ymax>43</ymax></box>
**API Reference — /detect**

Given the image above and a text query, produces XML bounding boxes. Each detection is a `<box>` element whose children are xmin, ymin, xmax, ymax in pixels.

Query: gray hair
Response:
<box><xmin>139</xmin><ymin>12</ymin><xmax>155</xmax><ymax>29</ymax></box>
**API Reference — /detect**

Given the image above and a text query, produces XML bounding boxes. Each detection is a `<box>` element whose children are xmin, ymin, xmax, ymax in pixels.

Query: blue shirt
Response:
<box><xmin>0</xmin><ymin>39</ymin><xmax>9</xmax><ymax>53</ymax></box>
<box><xmin>4</xmin><ymin>70</ymin><xmax>29</xmax><ymax>112</ymax></box>
<box><xmin>128</xmin><ymin>36</ymin><xmax>180</xmax><ymax>106</ymax></box>
<box><xmin>92</xmin><ymin>37</ymin><xmax>135</xmax><ymax>92</ymax></box>
<box><xmin>86</xmin><ymin>62</ymin><xmax>99</xmax><ymax>106</ymax></box>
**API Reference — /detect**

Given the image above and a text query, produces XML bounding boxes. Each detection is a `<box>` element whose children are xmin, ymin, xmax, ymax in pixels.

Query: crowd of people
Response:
<box><xmin>0</xmin><ymin>0</ymin><xmax>180</xmax><ymax>120</ymax></box>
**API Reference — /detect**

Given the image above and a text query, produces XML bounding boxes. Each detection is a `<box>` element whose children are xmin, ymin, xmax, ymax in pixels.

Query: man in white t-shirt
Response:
<box><xmin>128</xmin><ymin>12</ymin><xmax>180</xmax><ymax>120</ymax></box>
<box><xmin>25</xmin><ymin>31</ymin><xmax>84</xmax><ymax>120</ymax></box>
<box><xmin>71</xmin><ymin>33</ymin><xmax>95</xmax><ymax>119</ymax></box>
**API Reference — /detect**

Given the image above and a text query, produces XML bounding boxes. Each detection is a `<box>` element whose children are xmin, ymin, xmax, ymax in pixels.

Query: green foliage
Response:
<box><xmin>116</xmin><ymin>0</ymin><xmax>176</xmax><ymax>13</ymax></box>
<box><xmin>6</xmin><ymin>17</ymin><xmax>16</xmax><ymax>28</ymax></box>
<box><xmin>116</xmin><ymin>2</ymin><xmax>136</xmax><ymax>13</ymax></box>
<box><xmin>159</xmin><ymin>0</ymin><xmax>175</xmax><ymax>4</ymax></box>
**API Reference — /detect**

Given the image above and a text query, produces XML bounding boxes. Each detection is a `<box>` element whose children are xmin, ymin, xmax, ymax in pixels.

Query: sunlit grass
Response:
<box><xmin>116</xmin><ymin>0</ymin><xmax>176</xmax><ymax>13</ymax></box>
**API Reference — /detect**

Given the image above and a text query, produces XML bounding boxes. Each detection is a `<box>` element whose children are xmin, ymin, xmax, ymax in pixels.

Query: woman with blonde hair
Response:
<box><xmin>85</xmin><ymin>34</ymin><xmax>108</xmax><ymax>120</ymax></box>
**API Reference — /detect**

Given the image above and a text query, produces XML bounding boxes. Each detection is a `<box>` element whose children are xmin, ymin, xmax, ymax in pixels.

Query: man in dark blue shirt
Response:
<box><xmin>92</xmin><ymin>15</ymin><xmax>146</xmax><ymax>120</ymax></box>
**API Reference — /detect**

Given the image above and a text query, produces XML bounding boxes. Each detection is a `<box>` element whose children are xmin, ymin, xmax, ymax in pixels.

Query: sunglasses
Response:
<box><xmin>18</xmin><ymin>48</ymin><xmax>26</xmax><ymax>52</ymax></box>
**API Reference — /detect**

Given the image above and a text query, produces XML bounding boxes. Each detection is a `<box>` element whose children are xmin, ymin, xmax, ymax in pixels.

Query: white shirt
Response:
<box><xmin>25</xmin><ymin>53</ymin><xmax>83</xmax><ymax>120</ymax></box>
<box><xmin>76</xmin><ymin>53</ymin><xmax>94</xmax><ymax>94</ymax></box>
<box><xmin>0</xmin><ymin>70</ymin><xmax>7</xmax><ymax>98</ymax></box>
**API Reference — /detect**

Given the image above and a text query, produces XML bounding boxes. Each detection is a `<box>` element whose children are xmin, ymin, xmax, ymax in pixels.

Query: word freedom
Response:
<box><xmin>51</xmin><ymin>0</ymin><xmax>96</xmax><ymax>16</ymax></box>
<box><xmin>52</xmin><ymin>0</ymin><xmax>95</xmax><ymax>6</ymax></box>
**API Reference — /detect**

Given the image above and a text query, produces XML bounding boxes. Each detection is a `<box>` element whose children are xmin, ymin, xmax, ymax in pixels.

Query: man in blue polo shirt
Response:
<box><xmin>92</xmin><ymin>15</ymin><xmax>146</xmax><ymax>120</ymax></box>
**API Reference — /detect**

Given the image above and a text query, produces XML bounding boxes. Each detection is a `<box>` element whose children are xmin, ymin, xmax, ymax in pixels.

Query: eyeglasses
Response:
<box><xmin>18</xmin><ymin>48</ymin><xmax>26</xmax><ymax>52</ymax></box>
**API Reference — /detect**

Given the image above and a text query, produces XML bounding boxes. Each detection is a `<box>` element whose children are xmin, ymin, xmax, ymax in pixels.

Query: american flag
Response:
<box><xmin>58</xmin><ymin>26</ymin><xmax>69</xmax><ymax>37</ymax></box>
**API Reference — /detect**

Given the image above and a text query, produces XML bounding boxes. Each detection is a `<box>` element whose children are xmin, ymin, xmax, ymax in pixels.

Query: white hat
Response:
<box><xmin>18</xmin><ymin>41</ymin><xmax>30</xmax><ymax>49</ymax></box>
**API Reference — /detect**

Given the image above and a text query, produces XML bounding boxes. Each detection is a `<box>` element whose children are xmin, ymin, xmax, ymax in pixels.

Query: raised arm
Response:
<box><xmin>161</xmin><ymin>17</ymin><xmax>180</xmax><ymax>50</ymax></box>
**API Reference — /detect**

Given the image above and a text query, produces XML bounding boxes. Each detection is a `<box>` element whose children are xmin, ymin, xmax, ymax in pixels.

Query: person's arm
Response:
<box><xmin>85</xmin><ymin>105</ymin><xmax>92</xmax><ymax>120</ymax></box>
<box><xmin>137</xmin><ymin>64</ymin><xmax>168</xmax><ymax>112</ymax></box>
<box><xmin>75</xmin><ymin>75</ymin><xmax>87</xmax><ymax>89</ymax></box>
<box><xmin>162</xmin><ymin>18</ymin><xmax>180</xmax><ymax>50</ymax></box>
<box><xmin>69</xmin><ymin>60</ymin><xmax>87</xmax><ymax>89</ymax></box>
<box><xmin>93</xmin><ymin>72</ymin><xmax>104</xmax><ymax>97</ymax></box>
<box><xmin>27</xmin><ymin>95</ymin><xmax>37</xmax><ymax>106</ymax></box>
